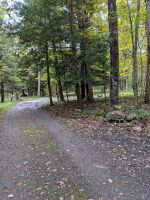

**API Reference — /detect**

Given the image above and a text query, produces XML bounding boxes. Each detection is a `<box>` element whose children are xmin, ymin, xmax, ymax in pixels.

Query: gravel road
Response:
<box><xmin>0</xmin><ymin>99</ymin><xmax>149</xmax><ymax>200</ymax></box>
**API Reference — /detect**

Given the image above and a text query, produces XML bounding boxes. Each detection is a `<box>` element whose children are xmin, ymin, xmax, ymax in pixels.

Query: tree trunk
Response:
<box><xmin>145</xmin><ymin>0</ymin><xmax>150</xmax><ymax>103</ymax></box>
<box><xmin>45</xmin><ymin>42</ymin><xmax>53</xmax><ymax>106</ymax></box>
<box><xmin>133</xmin><ymin>0</ymin><xmax>140</xmax><ymax>105</ymax></box>
<box><xmin>56</xmin><ymin>85</ymin><xmax>59</xmax><ymax>101</ymax></box>
<box><xmin>79</xmin><ymin>6</ymin><xmax>94</xmax><ymax>103</ymax></box>
<box><xmin>68</xmin><ymin>0</ymin><xmax>81</xmax><ymax>102</ymax></box>
<box><xmin>37</xmin><ymin>66</ymin><xmax>41</xmax><ymax>97</ymax></box>
<box><xmin>52</xmin><ymin>42</ymin><xmax>65</xmax><ymax>102</ymax></box>
<box><xmin>139</xmin><ymin>47</ymin><xmax>144</xmax><ymax>96</ymax></box>
<box><xmin>65</xmin><ymin>85</ymin><xmax>69</xmax><ymax>103</ymax></box>
<box><xmin>1</xmin><ymin>80</ymin><xmax>4</xmax><ymax>103</ymax></box>
<box><xmin>125</xmin><ymin>76</ymin><xmax>129</xmax><ymax>91</ymax></box>
<box><xmin>80</xmin><ymin>56</ymin><xmax>86</xmax><ymax>99</ymax></box>
<box><xmin>108</xmin><ymin>0</ymin><xmax>119</xmax><ymax>105</ymax></box>
<box><xmin>126</xmin><ymin>0</ymin><xmax>140</xmax><ymax>105</ymax></box>
<box><xmin>85</xmin><ymin>62</ymin><xmax>94</xmax><ymax>103</ymax></box>
<box><xmin>22</xmin><ymin>89</ymin><xmax>26</xmax><ymax>96</ymax></box>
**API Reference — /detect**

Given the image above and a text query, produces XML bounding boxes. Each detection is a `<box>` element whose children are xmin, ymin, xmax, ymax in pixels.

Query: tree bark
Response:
<box><xmin>145</xmin><ymin>0</ymin><xmax>150</xmax><ymax>103</ymax></box>
<box><xmin>81</xmin><ymin>65</ymin><xmax>86</xmax><ymax>99</ymax></box>
<box><xmin>37</xmin><ymin>66</ymin><xmax>41</xmax><ymax>97</ymax></box>
<box><xmin>52</xmin><ymin>42</ymin><xmax>65</xmax><ymax>102</ymax></box>
<box><xmin>108</xmin><ymin>0</ymin><xmax>119</xmax><ymax>104</ymax></box>
<box><xmin>68</xmin><ymin>0</ymin><xmax>81</xmax><ymax>102</ymax></box>
<box><xmin>126</xmin><ymin>0</ymin><xmax>140</xmax><ymax>105</ymax></box>
<box><xmin>125</xmin><ymin>76</ymin><xmax>129</xmax><ymax>91</ymax></box>
<box><xmin>1</xmin><ymin>80</ymin><xmax>4</xmax><ymax>103</ymax></box>
<box><xmin>45</xmin><ymin>42</ymin><xmax>53</xmax><ymax>106</ymax></box>
<box><xmin>79</xmin><ymin>6</ymin><xmax>94</xmax><ymax>102</ymax></box>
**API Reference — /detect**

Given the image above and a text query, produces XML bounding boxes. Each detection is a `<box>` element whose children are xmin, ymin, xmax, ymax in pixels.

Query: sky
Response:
<box><xmin>3</xmin><ymin>0</ymin><xmax>24</xmax><ymax>24</ymax></box>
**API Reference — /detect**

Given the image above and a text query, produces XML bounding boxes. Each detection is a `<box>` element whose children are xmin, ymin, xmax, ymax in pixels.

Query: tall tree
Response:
<box><xmin>52</xmin><ymin>41</ymin><xmax>65</xmax><ymax>102</ymax></box>
<box><xmin>126</xmin><ymin>0</ymin><xmax>141</xmax><ymax>105</ymax></box>
<box><xmin>68</xmin><ymin>0</ymin><xmax>81</xmax><ymax>102</ymax></box>
<box><xmin>145</xmin><ymin>0</ymin><xmax>150</xmax><ymax>103</ymax></box>
<box><xmin>45</xmin><ymin>41</ymin><xmax>53</xmax><ymax>106</ymax></box>
<box><xmin>108</xmin><ymin>0</ymin><xmax>119</xmax><ymax>104</ymax></box>
<box><xmin>78</xmin><ymin>2</ymin><xmax>94</xmax><ymax>103</ymax></box>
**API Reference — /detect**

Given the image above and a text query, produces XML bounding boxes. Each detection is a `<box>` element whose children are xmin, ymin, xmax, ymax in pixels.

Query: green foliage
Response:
<box><xmin>135</xmin><ymin>108</ymin><xmax>150</xmax><ymax>119</ymax></box>
<box><xmin>0</xmin><ymin>0</ymin><xmax>148</xmax><ymax>102</ymax></box>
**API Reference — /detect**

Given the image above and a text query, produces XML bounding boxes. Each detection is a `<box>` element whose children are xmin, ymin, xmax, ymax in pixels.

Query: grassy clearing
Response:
<box><xmin>21</xmin><ymin>96</ymin><xmax>42</xmax><ymax>101</ymax></box>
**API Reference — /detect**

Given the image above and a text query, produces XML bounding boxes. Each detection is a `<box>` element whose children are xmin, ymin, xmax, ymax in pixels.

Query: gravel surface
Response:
<box><xmin>0</xmin><ymin>100</ymin><xmax>149</xmax><ymax>200</ymax></box>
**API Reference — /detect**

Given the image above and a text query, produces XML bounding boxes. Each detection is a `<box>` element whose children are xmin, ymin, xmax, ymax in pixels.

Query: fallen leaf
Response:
<box><xmin>79</xmin><ymin>188</ymin><xmax>85</xmax><ymax>192</ymax></box>
<box><xmin>45</xmin><ymin>161</ymin><xmax>51</xmax><ymax>166</ymax></box>
<box><xmin>8</xmin><ymin>194</ymin><xmax>14</xmax><ymax>198</ymax></box>
<box><xmin>16</xmin><ymin>182</ymin><xmax>22</xmax><ymax>187</ymax></box>
<box><xmin>108</xmin><ymin>178</ymin><xmax>113</xmax><ymax>183</ymax></box>
<box><xmin>70</xmin><ymin>195</ymin><xmax>75</xmax><ymax>200</ymax></box>
<box><xmin>59</xmin><ymin>181</ymin><xmax>65</xmax><ymax>188</ymax></box>
<box><xmin>36</xmin><ymin>187</ymin><xmax>43</xmax><ymax>191</ymax></box>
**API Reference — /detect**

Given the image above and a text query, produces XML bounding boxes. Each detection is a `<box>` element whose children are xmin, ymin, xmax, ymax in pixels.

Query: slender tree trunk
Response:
<box><xmin>126</xmin><ymin>0</ymin><xmax>140</xmax><ymax>105</ymax></box>
<box><xmin>139</xmin><ymin>47</ymin><xmax>144</xmax><ymax>96</ymax></box>
<box><xmin>56</xmin><ymin>85</ymin><xmax>59</xmax><ymax>101</ymax></box>
<box><xmin>1</xmin><ymin>80</ymin><xmax>4</xmax><ymax>103</ymax></box>
<box><xmin>37</xmin><ymin>66</ymin><xmax>41</xmax><ymax>97</ymax></box>
<box><xmin>81</xmin><ymin>79</ymin><xmax>86</xmax><ymax>99</ymax></box>
<box><xmin>80</xmin><ymin>45</ymin><xmax>86</xmax><ymax>99</ymax></box>
<box><xmin>22</xmin><ymin>89</ymin><xmax>26</xmax><ymax>96</ymax></box>
<box><xmin>145</xmin><ymin>0</ymin><xmax>150</xmax><ymax>103</ymax></box>
<box><xmin>108</xmin><ymin>0</ymin><xmax>119</xmax><ymax>104</ymax></box>
<box><xmin>133</xmin><ymin>0</ymin><xmax>140</xmax><ymax>105</ymax></box>
<box><xmin>68</xmin><ymin>0</ymin><xmax>81</xmax><ymax>102</ymax></box>
<box><xmin>10</xmin><ymin>90</ymin><xmax>13</xmax><ymax>102</ymax></box>
<box><xmin>45</xmin><ymin>42</ymin><xmax>53</xmax><ymax>106</ymax></box>
<box><xmin>126</xmin><ymin>76</ymin><xmax>129</xmax><ymax>91</ymax></box>
<box><xmin>52</xmin><ymin>42</ymin><xmax>65</xmax><ymax>102</ymax></box>
<box><xmin>85</xmin><ymin>62</ymin><xmax>94</xmax><ymax>102</ymax></box>
<box><xmin>65</xmin><ymin>85</ymin><xmax>69</xmax><ymax>103</ymax></box>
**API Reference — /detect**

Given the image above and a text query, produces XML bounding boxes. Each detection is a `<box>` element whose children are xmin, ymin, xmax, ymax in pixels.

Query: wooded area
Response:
<box><xmin>0</xmin><ymin>1</ymin><xmax>150</xmax><ymax>199</ymax></box>
<box><xmin>0</xmin><ymin>0</ymin><xmax>150</xmax><ymax>106</ymax></box>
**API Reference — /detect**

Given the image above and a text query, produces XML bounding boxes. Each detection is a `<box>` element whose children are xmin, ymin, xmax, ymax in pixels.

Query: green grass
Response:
<box><xmin>93</xmin><ymin>90</ymin><xmax>134</xmax><ymax>99</ymax></box>
<box><xmin>21</xmin><ymin>96</ymin><xmax>41</xmax><ymax>101</ymax></box>
<box><xmin>120</xmin><ymin>90</ymin><xmax>134</xmax><ymax>97</ymax></box>
<box><xmin>0</xmin><ymin>101</ymin><xmax>15</xmax><ymax>114</ymax></box>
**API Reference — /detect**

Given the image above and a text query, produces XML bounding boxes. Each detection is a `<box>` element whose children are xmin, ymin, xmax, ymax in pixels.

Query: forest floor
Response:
<box><xmin>0</xmin><ymin>98</ymin><xmax>149</xmax><ymax>200</ymax></box>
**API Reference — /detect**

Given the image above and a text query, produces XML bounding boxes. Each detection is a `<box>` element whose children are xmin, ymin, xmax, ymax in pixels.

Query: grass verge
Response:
<box><xmin>0</xmin><ymin>101</ymin><xmax>15</xmax><ymax>114</ymax></box>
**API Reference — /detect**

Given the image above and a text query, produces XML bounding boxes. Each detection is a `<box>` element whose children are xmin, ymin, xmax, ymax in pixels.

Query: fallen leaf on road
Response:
<box><xmin>8</xmin><ymin>194</ymin><xmax>14</xmax><ymax>198</ymax></box>
<box><xmin>45</xmin><ymin>161</ymin><xmax>51</xmax><ymax>166</ymax></box>
<box><xmin>79</xmin><ymin>188</ymin><xmax>85</xmax><ymax>192</ymax></box>
<box><xmin>16</xmin><ymin>182</ymin><xmax>22</xmax><ymax>187</ymax></box>
<box><xmin>70</xmin><ymin>195</ymin><xmax>75</xmax><ymax>200</ymax></box>
<box><xmin>59</xmin><ymin>181</ymin><xmax>65</xmax><ymax>188</ymax></box>
<box><xmin>57</xmin><ymin>181</ymin><xmax>66</xmax><ymax>188</ymax></box>
<box><xmin>36</xmin><ymin>187</ymin><xmax>43</xmax><ymax>191</ymax></box>
<box><xmin>108</xmin><ymin>178</ymin><xmax>113</xmax><ymax>183</ymax></box>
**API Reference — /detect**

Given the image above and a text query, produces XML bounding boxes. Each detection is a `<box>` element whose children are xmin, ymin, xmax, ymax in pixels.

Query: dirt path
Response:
<box><xmin>0</xmin><ymin>100</ymin><xmax>149</xmax><ymax>200</ymax></box>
